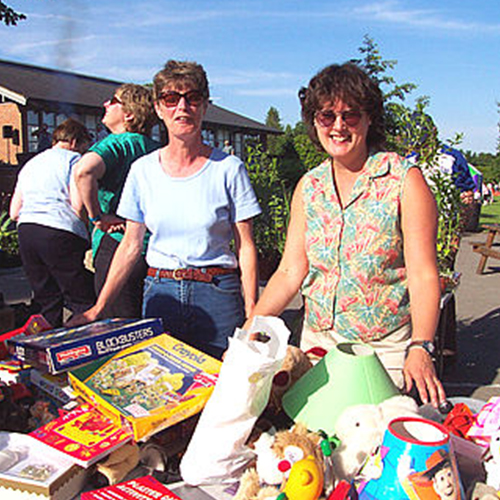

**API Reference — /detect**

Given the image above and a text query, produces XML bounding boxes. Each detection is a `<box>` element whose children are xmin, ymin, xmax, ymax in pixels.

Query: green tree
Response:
<box><xmin>292</xmin><ymin>122</ymin><xmax>327</xmax><ymax>172</ymax></box>
<box><xmin>0</xmin><ymin>2</ymin><xmax>26</xmax><ymax>25</ymax></box>
<box><xmin>265</xmin><ymin>106</ymin><xmax>284</xmax><ymax>157</ymax></box>
<box><xmin>351</xmin><ymin>34</ymin><xmax>416</xmax><ymax>103</ymax></box>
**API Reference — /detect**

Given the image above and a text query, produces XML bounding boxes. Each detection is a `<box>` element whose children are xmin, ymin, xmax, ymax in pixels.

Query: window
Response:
<box><xmin>56</xmin><ymin>113</ymin><xmax>68</xmax><ymax>126</ymax></box>
<box><xmin>234</xmin><ymin>133</ymin><xmax>243</xmax><ymax>158</ymax></box>
<box><xmin>27</xmin><ymin>110</ymin><xmax>39</xmax><ymax>152</ymax></box>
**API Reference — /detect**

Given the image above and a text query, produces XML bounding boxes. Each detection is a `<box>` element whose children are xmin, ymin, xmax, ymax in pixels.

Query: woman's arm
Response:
<box><xmin>244</xmin><ymin>178</ymin><xmax>309</xmax><ymax>328</ymax></box>
<box><xmin>9</xmin><ymin>187</ymin><xmax>23</xmax><ymax>221</ymax></box>
<box><xmin>401</xmin><ymin>167</ymin><xmax>446</xmax><ymax>406</ymax></box>
<box><xmin>66</xmin><ymin>220</ymin><xmax>146</xmax><ymax>326</ymax></box>
<box><xmin>233</xmin><ymin>219</ymin><xmax>258</xmax><ymax>318</ymax></box>
<box><xmin>74</xmin><ymin>152</ymin><xmax>124</xmax><ymax>232</ymax></box>
<box><xmin>69</xmin><ymin>162</ymin><xmax>87</xmax><ymax>221</ymax></box>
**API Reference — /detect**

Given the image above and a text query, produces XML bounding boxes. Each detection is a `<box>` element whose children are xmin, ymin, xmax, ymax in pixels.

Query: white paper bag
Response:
<box><xmin>180</xmin><ymin>316</ymin><xmax>290</xmax><ymax>485</ymax></box>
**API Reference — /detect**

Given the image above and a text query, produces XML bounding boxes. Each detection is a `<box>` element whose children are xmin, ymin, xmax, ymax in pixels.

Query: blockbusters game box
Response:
<box><xmin>9</xmin><ymin>318</ymin><xmax>164</xmax><ymax>374</ymax></box>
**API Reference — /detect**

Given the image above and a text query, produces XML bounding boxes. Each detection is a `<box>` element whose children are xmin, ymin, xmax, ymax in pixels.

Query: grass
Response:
<box><xmin>479</xmin><ymin>197</ymin><xmax>500</xmax><ymax>226</ymax></box>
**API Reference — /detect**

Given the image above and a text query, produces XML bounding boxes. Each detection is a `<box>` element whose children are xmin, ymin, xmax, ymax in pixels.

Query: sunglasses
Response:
<box><xmin>158</xmin><ymin>90</ymin><xmax>205</xmax><ymax>108</ymax></box>
<box><xmin>108</xmin><ymin>95</ymin><xmax>122</xmax><ymax>106</ymax></box>
<box><xmin>315</xmin><ymin>109</ymin><xmax>363</xmax><ymax>128</ymax></box>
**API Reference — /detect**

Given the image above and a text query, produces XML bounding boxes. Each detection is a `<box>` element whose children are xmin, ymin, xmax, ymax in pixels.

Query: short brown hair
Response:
<box><xmin>116</xmin><ymin>83</ymin><xmax>157</xmax><ymax>135</ymax></box>
<box><xmin>52</xmin><ymin>118</ymin><xmax>92</xmax><ymax>149</ymax></box>
<box><xmin>153</xmin><ymin>60</ymin><xmax>209</xmax><ymax>102</ymax></box>
<box><xmin>299</xmin><ymin>62</ymin><xmax>386</xmax><ymax>151</ymax></box>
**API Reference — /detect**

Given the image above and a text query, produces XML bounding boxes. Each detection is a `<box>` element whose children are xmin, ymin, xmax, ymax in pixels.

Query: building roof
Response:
<box><xmin>0</xmin><ymin>59</ymin><xmax>279</xmax><ymax>135</ymax></box>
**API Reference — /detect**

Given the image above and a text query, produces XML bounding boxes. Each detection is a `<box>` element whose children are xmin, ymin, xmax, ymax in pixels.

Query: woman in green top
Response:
<box><xmin>74</xmin><ymin>84</ymin><xmax>160</xmax><ymax>319</ymax></box>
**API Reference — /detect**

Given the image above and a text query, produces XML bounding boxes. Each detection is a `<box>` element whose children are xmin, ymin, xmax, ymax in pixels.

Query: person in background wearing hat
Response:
<box><xmin>69</xmin><ymin>60</ymin><xmax>261</xmax><ymax>360</ymax></box>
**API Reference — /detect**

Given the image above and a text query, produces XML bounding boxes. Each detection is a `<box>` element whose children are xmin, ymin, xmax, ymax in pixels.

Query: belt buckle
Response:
<box><xmin>172</xmin><ymin>268</ymin><xmax>184</xmax><ymax>281</ymax></box>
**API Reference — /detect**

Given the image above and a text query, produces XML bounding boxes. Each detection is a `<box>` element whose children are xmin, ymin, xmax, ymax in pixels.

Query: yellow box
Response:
<box><xmin>68</xmin><ymin>334</ymin><xmax>221</xmax><ymax>441</ymax></box>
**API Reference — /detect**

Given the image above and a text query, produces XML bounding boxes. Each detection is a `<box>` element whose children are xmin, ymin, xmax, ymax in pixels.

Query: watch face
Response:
<box><xmin>423</xmin><ymin>341</ymin><xmax>435</xmax><ymax>354</ymax></box>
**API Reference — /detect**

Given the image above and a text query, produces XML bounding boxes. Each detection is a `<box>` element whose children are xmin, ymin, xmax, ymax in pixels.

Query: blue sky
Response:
<box><xmin>1</xmin><ymin>0</ymin><xmax>499</xmax><ymax>153</ymax></box>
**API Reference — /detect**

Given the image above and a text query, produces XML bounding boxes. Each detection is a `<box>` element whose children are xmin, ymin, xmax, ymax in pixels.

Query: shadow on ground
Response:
<box><xmin>443</xmin><ymin>306</ymin><xmax>500</xmax><ymax>396</ymax></box>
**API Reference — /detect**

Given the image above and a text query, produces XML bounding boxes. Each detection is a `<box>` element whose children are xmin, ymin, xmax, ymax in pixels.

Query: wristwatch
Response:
<box><xmin>408</xmin><ymin>340</ymin><xmax>435</xmax><ymax>357</ymax></box>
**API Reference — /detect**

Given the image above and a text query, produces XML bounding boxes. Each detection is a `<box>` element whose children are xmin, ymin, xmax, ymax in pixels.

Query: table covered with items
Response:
<box><xmin>0</xmin><ymin>314</ymin><xmax>497</xmax><ymax>500</ymax></box>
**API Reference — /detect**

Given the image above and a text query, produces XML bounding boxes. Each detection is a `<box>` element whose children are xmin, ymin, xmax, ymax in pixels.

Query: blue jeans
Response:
<box><xmin>143</xmin><ymin>272</ymin><xmax>245</xmax><ymax>359</ymax></box>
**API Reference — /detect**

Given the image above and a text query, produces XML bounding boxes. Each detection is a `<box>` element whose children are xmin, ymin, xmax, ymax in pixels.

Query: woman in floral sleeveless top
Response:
<box><xmin>247</xmin><ymin>63</ymin><xmax>445</xmax><ymax>407</ymax></box>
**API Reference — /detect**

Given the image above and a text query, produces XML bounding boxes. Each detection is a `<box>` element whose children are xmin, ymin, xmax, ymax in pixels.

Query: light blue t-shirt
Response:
<box><xmin>117</xmin><ymin>148</ymin><xmax>261</xmax><ymax>269</ymax></box>
<box><xmin>16</xmin><ymin>147</ymin><xmax>89</xmax><ymax>240</ymax></box>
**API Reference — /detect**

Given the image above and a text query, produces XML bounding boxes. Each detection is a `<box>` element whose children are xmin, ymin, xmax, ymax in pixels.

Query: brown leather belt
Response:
<box><xmin>147</xmin><ymin>267</ymin><xmax>235</xmax><ymax>283</ymax></box>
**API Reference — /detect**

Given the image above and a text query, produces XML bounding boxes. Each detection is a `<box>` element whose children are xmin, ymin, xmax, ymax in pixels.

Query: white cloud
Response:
<box><xmin>351</xmin><ymin>1</ymin><xmax>500</xmax><ymax>33</ymax></box>
<box><xmin>8</xmin><ymin>35</ymin><xmax>103</xmax><ymax>53</ymax></box>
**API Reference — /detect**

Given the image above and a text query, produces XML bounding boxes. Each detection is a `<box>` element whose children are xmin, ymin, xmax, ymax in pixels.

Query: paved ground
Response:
<box><xmin>1</xmin><ymin>229</ymin><xmax>499</xmax><ymax>401</ymax></box>
<box><xmin>442</xmin><ymin>230</ymin><xmax>500</xmax><ymax>400</ymax></box>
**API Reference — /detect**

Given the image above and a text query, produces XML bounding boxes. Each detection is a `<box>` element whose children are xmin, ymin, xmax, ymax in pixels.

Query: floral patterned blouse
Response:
<box><xmin>301</xmin><ymin>151</ymin><xmax>414</xmax><ymax>342</ymax></box>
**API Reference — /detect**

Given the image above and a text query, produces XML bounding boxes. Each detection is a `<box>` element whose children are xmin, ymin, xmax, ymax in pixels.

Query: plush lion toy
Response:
<box><xmin>235</xmin><ymin>423</ymin><xmax>327</xmax><ymax>500</ymax></box>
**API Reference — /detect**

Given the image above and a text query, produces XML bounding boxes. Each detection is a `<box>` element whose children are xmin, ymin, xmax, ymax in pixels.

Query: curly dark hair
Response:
<box><xmin>299</xmin><ymin>62</ymin><xmax>385</xmax><ymax>152</ymax></box>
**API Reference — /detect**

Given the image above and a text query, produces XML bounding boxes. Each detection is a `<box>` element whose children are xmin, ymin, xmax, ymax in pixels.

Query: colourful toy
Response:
<box><xmin>331</xmin><ymin>395</ymin><xmax>419</xmax><ymax>481</ymax></box>
<box><xmin>234</xmin><ymin>423</ymin><xmax>328</xmax><ymax>500</ymax></box>
<box><xmin>283</xmin><ymin>454</ymin><xmax>324</xmax><ymax>500</ymax></box>
<box><xmin>266</xmin><ymin>346</ymin><xmax>312</xmax><ymax>415</ymax></box>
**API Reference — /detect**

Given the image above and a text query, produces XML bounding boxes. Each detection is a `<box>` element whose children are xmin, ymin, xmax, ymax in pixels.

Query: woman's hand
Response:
<box><xmin>65</xmin><ymin>306</ymin><xmax>101</xmax><ymax>327</ymax></box>
<box><xmin>403</xmin><ymin>348</ymin><xmax>446</xmax><ymax>407</ymax></box>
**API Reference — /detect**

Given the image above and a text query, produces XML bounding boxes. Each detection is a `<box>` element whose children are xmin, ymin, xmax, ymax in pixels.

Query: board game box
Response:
<box><xmin>81</xmin><ymin>475</ymin><xmax>182</xmax><ymax>499</ymax></box>
<box><xmin>29</xmin><ymin>369</ymin><xmax>76</xmax><ymax>405</ymax></box>
<box><xmin>29</xmin><ymin>403</ymin><xmax>132</xmax><ymax>468</ymax></box>
<box><xmin>68</xmin><ymin>334</ymin><xmax>221</xmax><ymax>441</ymax></box>
<box><xmin>8</xmin><ymin>318</ymin><xmax>164</xmax><ymax>374</ymax></box>
<box><xmin>0</xmin><ymin>431</ymin><xmax>87</xmax><ymax>500</ymax></box>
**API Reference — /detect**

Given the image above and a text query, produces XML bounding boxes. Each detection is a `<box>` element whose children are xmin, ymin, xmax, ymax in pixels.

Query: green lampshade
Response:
<box><xmin>282</xmin><ymin>342</ymin><xmax>399</xmax><ymax>436</ymax></box>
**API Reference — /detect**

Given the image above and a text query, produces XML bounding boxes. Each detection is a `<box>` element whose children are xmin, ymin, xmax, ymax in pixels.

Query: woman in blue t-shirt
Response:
<box><xmin>69</xmin><ymin>60</ymin><xmax>261</xmax><ymax>359</ymax></box>
<box><xmin>10</xmin><ymin>119</ymin><xmax>96</xmax><ymax>326</ymax></box>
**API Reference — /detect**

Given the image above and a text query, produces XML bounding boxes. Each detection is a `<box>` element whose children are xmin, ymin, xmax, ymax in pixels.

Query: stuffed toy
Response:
<box><xmin>331</xmin><ymin>395</ymin><xmax>419</xmax><ymax>481</ymax></box>
<box><xmin>267</xmin><ymin>345</ymin><xmax>312</xmax><ymax>415</ymax></box>
<box><xmin>234</xmin><ymin>423</ymin><xmax>326</xmax><ymax>500</ymax></box>
<box><xmin>96</xmin><ymin>442</ymin><xmax>140</xmax><ymax>485</ymax></box>
<box><xmin>236</xmin><ymin>456</ymin><xmax>326</xmax><ymax>500</ymax></box>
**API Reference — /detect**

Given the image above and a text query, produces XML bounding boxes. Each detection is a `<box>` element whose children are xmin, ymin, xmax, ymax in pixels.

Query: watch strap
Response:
<box><xmin>408</xmin><ymin>340</ymin><xmax>435</xmax><ymax>357</ymax></box>
<box><xmin>89</xmin><ymin>214</ymin><xmax>102</xmax><ymax>223</ymax></box>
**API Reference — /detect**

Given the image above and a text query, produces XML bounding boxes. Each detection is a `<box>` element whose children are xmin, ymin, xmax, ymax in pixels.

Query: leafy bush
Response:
<box><xmin>245</xmin><ymin>144</ymin><xmax>291</xmax><ymax>276</ymax></box>
<box><xmin>0</xmin><ymin>211</ymin><xmax>19</xmax><ymax>256</ymax></box>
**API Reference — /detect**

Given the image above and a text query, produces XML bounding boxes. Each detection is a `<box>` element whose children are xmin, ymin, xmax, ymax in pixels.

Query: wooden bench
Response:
<box><xmin>470</xmin><ymin>223</ymin><xmax>500</xmax><ymax>274</ymax></box>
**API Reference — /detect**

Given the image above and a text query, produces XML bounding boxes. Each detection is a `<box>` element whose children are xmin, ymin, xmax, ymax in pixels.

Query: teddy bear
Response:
<box><xmin>266</xmin><ymin>345</ymin><xmax>313</xmax><ymax>415</ymax></box>
<box><xmin>331</xmin><ymin>395</ymin><xmax>420</xmax><ymax>482</ymax></box>
<box><xmin>234</xmin><ymin>423</ymin><xmax>327</xmax><ymax>500</ymax></box>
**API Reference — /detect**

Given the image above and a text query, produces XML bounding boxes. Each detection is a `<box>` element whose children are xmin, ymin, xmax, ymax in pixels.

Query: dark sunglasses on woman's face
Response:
<box><xmin>315</xmin><ymin>109</ymin><xmax>363</xmax><ymax>128</ymax></box>
<box><xmin>158</xmin><ymin>90</ymin><xmax>205</xmax><ymax>108</ymax></box>
<box><xmin>108</xmin><ymin>95</ymin><xmax>122</xmax><ymax>105</ymax></box>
